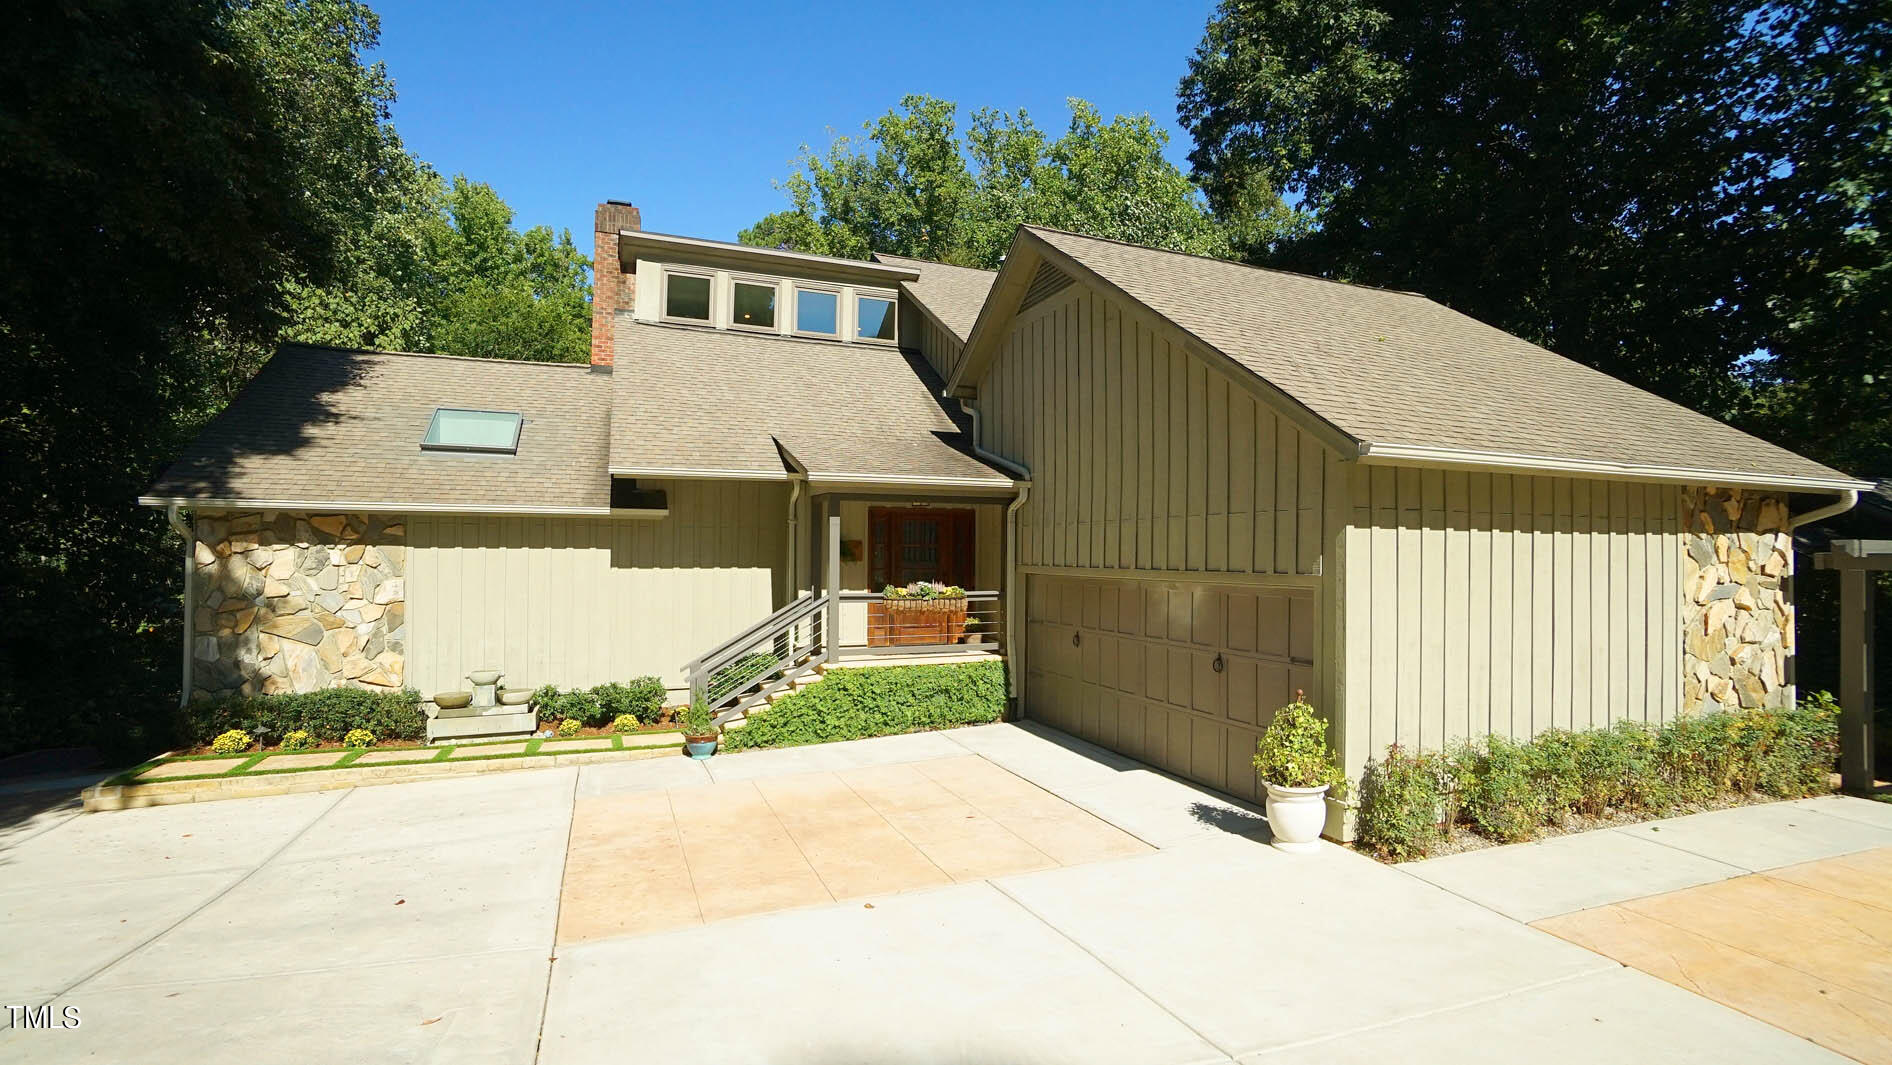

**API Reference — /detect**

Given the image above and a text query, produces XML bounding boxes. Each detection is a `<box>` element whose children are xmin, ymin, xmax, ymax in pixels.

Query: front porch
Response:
<box><xmin>686</xmin><ymin>488</ymin><xmax>1018</xmax><ymax>724</ymax></box>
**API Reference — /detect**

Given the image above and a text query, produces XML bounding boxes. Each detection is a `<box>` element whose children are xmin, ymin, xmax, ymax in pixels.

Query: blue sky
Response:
<box><xmin>370</xmin><ymin>0</ymin><xmax>1217</xmax><ymax>244</ymax></box>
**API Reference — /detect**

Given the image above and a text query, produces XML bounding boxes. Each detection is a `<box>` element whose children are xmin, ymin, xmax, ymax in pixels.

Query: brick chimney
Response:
<box><xmin>591</xmin><ymin>200</ymin><xmax>642</xmax><ymax>370</ymax></box>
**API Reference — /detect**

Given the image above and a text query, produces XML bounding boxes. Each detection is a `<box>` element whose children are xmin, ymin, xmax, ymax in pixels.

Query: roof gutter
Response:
<box><xmin>958</xmin><ymin>400</ymin><xmax>1032</xmax><ymax>482</ymax></box>
<box><xmin>1790</xmin><ymin>489</ymin><xmax>1860</xmax><ymax>529</ymax></box>
<box><xmin>1355</xmin><ymin>441</ymin><xmax>1874</xmax><ymax>494</ymax></box>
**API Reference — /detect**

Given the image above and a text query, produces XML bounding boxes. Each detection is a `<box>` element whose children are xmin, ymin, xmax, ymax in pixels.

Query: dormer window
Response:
<box><xmin>856</xmin><ymin>293</ymin><xmax>897</xmax><ymax>344</ymax></box>
<box><xmin>731</xmin><ymin>279</ymin><xmax>778</xmax><ymax>332</ymax></box>
<box><xmin>794</xmin><ymin>285</ymin><xmax>839</xmax><ymax>337</ymax></box>
<box><xmin>662</xmin><ymin>269</ymin><xmax>712</xmax><ymax>322</ymax></box>
<box><xmin>421</xmin><ymin>408</ymin><xmax>522</xmax><ymax>454</ymax></box>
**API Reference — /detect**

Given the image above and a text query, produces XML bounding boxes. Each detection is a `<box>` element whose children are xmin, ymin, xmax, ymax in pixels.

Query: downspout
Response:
<box><xmin>1789</xmin><ymin>488</ymin><xmax>1859</xmax><ymax>529</ymax></box>
<box><xmin>164</xmin><ymin>504</ymin><xmax>194</xmax><ymax>708</ymax></box>
<box><xmin>1006</xmin><ymin>483</ymin><xmax>1031</xmax><ymax>706</ymax></box>
<box><xmin>786</xmin><ymin>477</ymin><xmax>803</xmax><ymax>602</ymax></box>
<box><xmin>959</xmin><ymin>399</ymin><xmax>1034</xmax><ymax>706</ymax></box>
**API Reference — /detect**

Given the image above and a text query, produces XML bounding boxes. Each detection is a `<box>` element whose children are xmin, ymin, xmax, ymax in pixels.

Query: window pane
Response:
<box><xmin>423</xmin><ymin>409</ymin><xmax>521</xmax><ymax>453</ymax></box>
<box><xmin>857</xmin><ymin>296</ymin><xmax>895</xmax><ymax>341</ymax></box>
<box><xmin>732</xmin><ymin>281</ymin><xmax>776</xmax><ymax>329</ymax></box>
<box><xmin>665</xmin><ymin>273</ymin><xmax>711</xmax><ymax>320</ymax></box>
<box><xmin>796</xmin><ymin>289</ymin><xmax>838</xmax><ymax>335</ymax></box>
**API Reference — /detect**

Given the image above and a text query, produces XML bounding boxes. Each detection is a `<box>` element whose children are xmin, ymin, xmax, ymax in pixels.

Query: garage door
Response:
<box><xmin>1024</xmin><ymin>574</ymin><xmax>1317</xmax><ymax>804</ymax></box>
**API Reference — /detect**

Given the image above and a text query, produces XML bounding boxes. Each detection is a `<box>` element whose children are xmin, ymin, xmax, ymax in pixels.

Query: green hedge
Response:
<box><xmin>180</xmin><ymin>687</ymin><xmax>426</xmax><ymax>746</ymax></box>
<box><xmin>1356</xmin><ymin>693</ymin><xmax>1841</xmax><ymax>861</ymax></box>
<box><xmin>721</xmin><ymin>661</ymin><xmax>1007</xmax><ymax>751</ymax></box>
<box><xmin>532</xmin><ymin>678</ymin><xmax>667</xmax><ymax>727</ymax></box>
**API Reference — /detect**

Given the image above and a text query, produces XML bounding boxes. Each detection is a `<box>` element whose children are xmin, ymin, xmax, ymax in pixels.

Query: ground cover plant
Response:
<box><xmin>721</xmin><ymin>661</ymin><xmax>1006</xmax><ymax>751</ymax></box>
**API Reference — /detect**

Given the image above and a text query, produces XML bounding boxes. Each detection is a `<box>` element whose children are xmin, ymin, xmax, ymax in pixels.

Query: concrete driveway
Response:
<box><xmin>0</xmin><ymin>723</ymin><xmax>1867</xmax><ymax>1064</ymax></box>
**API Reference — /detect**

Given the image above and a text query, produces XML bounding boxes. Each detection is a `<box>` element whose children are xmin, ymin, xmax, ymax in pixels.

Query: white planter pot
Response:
<box><xmin>1263</xmin><ymin>782</ymin><xmax>1330</xmax><ymax>853</ymax></box>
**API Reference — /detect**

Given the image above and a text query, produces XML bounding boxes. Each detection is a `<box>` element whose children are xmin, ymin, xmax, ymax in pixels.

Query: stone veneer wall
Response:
<box><xmin>191</xmin><ymin>512</ymin><xmax>406</xmax><ymax>700</ymax></box>
<box><xmin>1682</xmin><ymin>487</ymin><xmax>1793</xmax><ymax>712</ymax></box>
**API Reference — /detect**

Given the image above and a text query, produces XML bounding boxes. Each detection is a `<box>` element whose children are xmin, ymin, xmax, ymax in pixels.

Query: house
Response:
<box><xmin>144</xmin><ymin>199</ymin><xmax>1870</xmax><ymax>828</ymax></box>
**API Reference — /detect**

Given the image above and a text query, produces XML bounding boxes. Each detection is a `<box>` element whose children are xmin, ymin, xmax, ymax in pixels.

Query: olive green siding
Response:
<box><xmin>975</xmin><ymin>283</ymin><xmax>1340</xmax><ymax>577</ymax></box>
<box><xmin>405</xmin><ymin>479</ymin><xmax>788</xmax><ymax>697</ymax></box>
<box><xmin>1336</xmin><ymin>467</ymin><xmax>1683</xmax><ymax>778</ymax></box>
<box><xmin>901</xmin><ymin>296</ymin><xmax>963</xmax><ymax>382</ymax></box>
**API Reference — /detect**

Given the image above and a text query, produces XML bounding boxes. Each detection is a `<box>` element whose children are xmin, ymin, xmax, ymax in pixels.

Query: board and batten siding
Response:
<box><xmin>1337</xmin><ymin>466</ymin><xmax>1682</xmax><ymax>776</ymax></box>
<box><xmin>901</xmin><ymin>296</ymin><xmax>963</xmax><ymax>383</ymax></box>
<box><xmin>405</xmin><ymin>479</ymin><xmax>787</xmax><ymax>698</ymax></box>
<box><xmin>975</xmin><ymin>282</ymin><xmax>1341</xmax><ymax>578</ymax></box>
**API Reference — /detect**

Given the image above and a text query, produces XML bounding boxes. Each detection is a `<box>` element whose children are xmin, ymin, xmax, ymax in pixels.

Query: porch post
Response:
<box><xmin>825</xmin><ymin>500</ymin><xmax>841</xmax><ymax>660</ymax></box>
<box><xmin>1839</xmin><ymin>565</ymin><xmax>1875</xmax><ymax>792</ymax></box>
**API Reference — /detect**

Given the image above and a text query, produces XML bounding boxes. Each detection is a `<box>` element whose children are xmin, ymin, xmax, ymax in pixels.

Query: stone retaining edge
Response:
<box><xmin>82</xmin><ymin>743</ymin><xmax>685</xmax><ymax>811</ymax></box>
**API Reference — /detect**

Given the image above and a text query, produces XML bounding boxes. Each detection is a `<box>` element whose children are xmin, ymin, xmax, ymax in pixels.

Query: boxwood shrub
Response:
<box><xmin>531</xmin><ymin>677</ymin><xmax>667</xmax><ymax>727</ymax></box>
<box><xmin>721</xmin><ymin>661</ymin><xmax>1006</xmax><ymax>751</ymax></box>
<box><xmin>180</xmin><ymin>687</ymin><xmax>425</xmax><ymax>746</ymax></box>
<box><xmin>1356</xmin><ymin>693</ymin><xmax>1841</xmax><ymax>861</ymax></box>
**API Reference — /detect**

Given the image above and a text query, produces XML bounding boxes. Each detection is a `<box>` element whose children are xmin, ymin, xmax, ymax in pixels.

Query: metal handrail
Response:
<box><xmin>687</xmin><ymin>593</ymin><xmax>828</xmax><ymax>681</ymax></box>
<box><xmin>686</xmin><ymin>592</ymin><xmax>831</xmax><ymax>715</ymax></box>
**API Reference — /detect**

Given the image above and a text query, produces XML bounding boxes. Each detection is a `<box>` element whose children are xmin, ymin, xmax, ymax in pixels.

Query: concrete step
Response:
<box><xmin>830</xmin><ymin>650</ymin><xmax>1006</xmax><ymax>669</ymax></box>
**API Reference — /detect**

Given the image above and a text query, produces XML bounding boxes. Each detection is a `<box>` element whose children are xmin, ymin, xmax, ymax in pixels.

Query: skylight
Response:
<box><xmin>421</xmin><ymin>408</ymin><xmax>522</xmax><ymax>454</ymax></box>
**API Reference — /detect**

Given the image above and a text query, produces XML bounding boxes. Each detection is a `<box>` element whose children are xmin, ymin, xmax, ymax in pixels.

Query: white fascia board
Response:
<box><xmin>134</xmin><ymin>495</ymin><xmax>653</xmax><ymax>517</ymax></box>
<box><xmin>606</xmin><ymin>466</ymin><xmax>791</xmax><ymax>481</ymax></box>
<box><xmin>1356</xmin><ymin>442</ymin><xmax>1874</xmax><ymax>493</ymax></box>
<box><xmin>803</xmin><ymin>472</ymin><xmax>1023</xmax><ymax>490</ymax></box>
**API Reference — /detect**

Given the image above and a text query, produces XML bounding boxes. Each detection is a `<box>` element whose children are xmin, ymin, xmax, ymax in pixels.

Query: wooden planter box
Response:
<box><xmin>868</xmin><ymin>598</ymin><xmax>967</xmax><ymax>647</ymax></box>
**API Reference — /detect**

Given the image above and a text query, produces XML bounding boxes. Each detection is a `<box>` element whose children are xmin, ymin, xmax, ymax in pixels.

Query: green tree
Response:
<box><xmin>286</xmin><ymin>172</ymin><xmax>593</xmax><ymax>363</ymax></box>
<box><xmin>741</xmin><ymin>95</ymin><xmax>1295</xmax><ymax>268</ymax></box>
<box><xmin>0</xmin><ymin>0</ymin><xmax>390</xmax><ymax>755</ymax></box>
<box><xmin>1179</xmin><ymin>0</ymin><xmax>1777</xmax><ymax>407</ymax></box>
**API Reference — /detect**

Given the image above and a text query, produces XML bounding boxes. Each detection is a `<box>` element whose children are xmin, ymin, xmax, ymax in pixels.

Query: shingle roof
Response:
<box><xmin>143</xmin><ymin>345</ymin><xmax>613</xmax><ymax>512</ymax></box>
<box><xmin>609</xmin><ymin>318</ymin><xmax>1014</xmax><ymax>485</ymax></box>
<box><xmin>1025</xmin><ymin>227</ymin><xmax>1861</xmax><ymax>488</ymax></box>
<box><xmin>873</xmin><ymin>253</ymin><xmax>996</xmax><ymax>344</ymax></box>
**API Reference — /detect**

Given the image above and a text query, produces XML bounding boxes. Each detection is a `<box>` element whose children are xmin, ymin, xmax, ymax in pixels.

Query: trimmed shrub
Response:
<box><xmin>209</xmin><ymin>729</ymin><xmax>252</xmax><ymax>755</ymax></box>
<box><xmin>1357</xmin><ymin>744</ymin><xmax>1453</xmax><ymax>861</ymax></box>
<box><xmin>181</xmin><ymin>688</ymin><xmax>424</xmax><ymax>746</ymax></box>
<box><xmin>556</xmin><ymin>718</ymin><xmax>582</xmax><ymax>738</ymax></box>
<box><xmin>1360</xmin><ymin>693</ymin><xmax>1841</xmax><ymax>860</ymax></box>
<box><xmin>279</xmin><ymin>730</ymin><xmax>314</xmax><ymax>752</ymax></box>
<box><xmin>532</xmin><ymin>677</ymin><xmax>666</xmax><ymax>728</ymax></box>
<box><xmin>1252</xmin><ymin>697</ymin><xmax>1348</xmax><ymax>795</ymax></box>
<box><xmin>1455</xmin><ymin>735</ymin><xmax>1547</xmax><ymax>843</ymax></box>
<box><xmin>342</xmin><ymin>728</ymin><xmax>376</xmax><ymax>749</ymax></box>
<box><xmin>610</xmin><ymin>713</ymin><xmax>640</xmax><ymax>734</ymax></box>
<box><xmin>722</xmin><ymin>661</ymin><xmax>1006</xmax><ymax>751</ymax></box>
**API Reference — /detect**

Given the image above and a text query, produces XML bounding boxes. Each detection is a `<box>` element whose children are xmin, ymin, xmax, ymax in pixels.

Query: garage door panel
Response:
<box><xmin>1191</xmin><ymin>652</ymin><xmax>1223</xmax><ymax>716</ymax></box>
<box><xmin>1225</xmin><ymin>730</ymin><xmax>1262</xmax><ymax>803</ymax></box>
<box><xmin>1118</xmin><ymin>588</ymin><xmax>1141</xmax><ymax>635</ymax></box>
<box><xmin>1226</xmin><ymin>659</ymin><xmax>1258</xmax><ymax>726</ymax></box>
<box><xmin>1290</xmin><ymin>597</ymin><xmax>1316</xmax><ymax>661</ymax></box>
<box><xmin>1191</xmin><ymin>719</ymin><xmax>1226</xmax><ymax>791</ymax></box>
<box><xmin>1258</xmin><ymin>597</ymin><xmax>1291</xmax><ymax>658</ymax></box>
<box><xmin>1026</xmin><ymin>573</ymin><xmax>1318</xmax><ymax>808</ymax></box>
<box><xmin>1227</xmin><ymin>592</ymin><xmax>1258</xmax><ymax>652</ymax></box>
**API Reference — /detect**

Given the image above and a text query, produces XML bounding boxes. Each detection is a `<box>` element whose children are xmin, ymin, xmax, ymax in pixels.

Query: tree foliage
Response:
<box><xmin>740</xmin><ymin>95</ymin><xmax>1299</xmax><ymax>268</ymax></box>
<box><xmin>286</xmin><ymin>174</ymin><xmax>593</xmax><ymax>362</ymax></box>
<box><xmin>1178</xmin><ymin>0</ymin><xmax>1890</xmax><ymax>477</ymax></box>
<box><xmin>0</xmin><ymin>0</ymin><xmax>592</xmax><ymax>759</ymax></box>
<box><xmin>1</xmin><ymin>0</ymin><xmax>388</xmax><ymax>755</ymax></box>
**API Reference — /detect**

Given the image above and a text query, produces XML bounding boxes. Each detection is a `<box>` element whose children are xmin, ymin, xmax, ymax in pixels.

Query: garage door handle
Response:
<box><xmin>1213</xmin><ymin>654</ymin><xmax>1224</xmax><ymax>673</ymax></box>
<box><xmin>1072</xmin><ymin>631</ymin><xmax>1081</xmax><ymax>648</ymax></box>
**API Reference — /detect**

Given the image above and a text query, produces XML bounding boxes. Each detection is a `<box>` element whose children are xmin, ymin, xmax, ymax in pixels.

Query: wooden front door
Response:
<box><xmin>867</xmin><ymin>508</ymin><xmax>976</xmax><ymax>647</ymax></box>
<box><xmin>868</xmin><ymin>507</ymin><xmax>975</xmax><ymax>589</ymax></box>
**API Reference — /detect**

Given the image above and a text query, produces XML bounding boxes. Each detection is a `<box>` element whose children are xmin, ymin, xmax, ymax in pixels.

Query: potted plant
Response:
<box><xmin>870</xmin><ymin>582</ymin><xmax>968</xmax><ymax>646</ymax></box>
<box><xmin>1252</xmin><ymin>692</ymin><xmax>1349</xmax><ymax>853</ymax></box>
<box><xmin>680</xmin><ymin>696</ymin><xmax>718</xmax><ymax>760</ymax></box>
<box><xmin>960</xmin><ymin>616</ymin><xmax>983</xmax><ymax>644</ymax></box>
